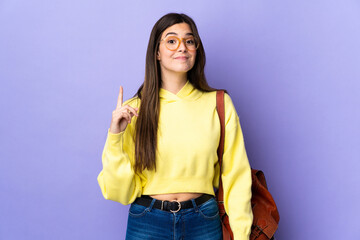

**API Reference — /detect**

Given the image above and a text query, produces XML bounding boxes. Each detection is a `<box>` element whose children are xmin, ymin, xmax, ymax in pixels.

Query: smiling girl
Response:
<box><xmin>97</xmin><ymin>13</ymin><xmax>253</xmax><ymax>240</ymax></box>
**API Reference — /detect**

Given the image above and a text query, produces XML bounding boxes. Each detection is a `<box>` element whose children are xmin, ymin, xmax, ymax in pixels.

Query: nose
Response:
<box><xmin>178</xmin><ymin>39</ymin><xmax>187</xmax><ymax>52</ymax></box>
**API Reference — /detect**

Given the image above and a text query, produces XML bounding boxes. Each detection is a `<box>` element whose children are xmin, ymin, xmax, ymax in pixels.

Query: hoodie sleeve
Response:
<box><xmin>97</xmin><ymin>98</ymin><xmax>143</xmax><ymax>205</ymax></box>
<box><xmin>222</xmin><ymin>93</ymin><xmax>253</xmax><ymax>240</ymax></box>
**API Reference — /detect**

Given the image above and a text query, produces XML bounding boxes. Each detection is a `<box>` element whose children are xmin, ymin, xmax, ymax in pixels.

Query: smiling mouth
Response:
<box><xmin>175</xmin><ymin>57</ymin><xmax>188</xmax><ymax>60</ymax></box>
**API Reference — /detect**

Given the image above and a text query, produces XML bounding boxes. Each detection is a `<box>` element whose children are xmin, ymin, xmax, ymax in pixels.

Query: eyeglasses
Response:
<box><xmin>160</xmin><ymin>35</ymin><xmax>199</xmax><ymax>51</ymax></box>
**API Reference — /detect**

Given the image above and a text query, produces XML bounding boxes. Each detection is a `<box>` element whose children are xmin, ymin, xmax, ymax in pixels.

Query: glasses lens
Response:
<box><xmin>165</xmin><ymin>36</ymin><xmax>179</xmax><ymax>50</ymax></box>
<box><xmin>185</xmin><ymin>37</ymin><xmax>197</xmax><ymax>51</ymax></box>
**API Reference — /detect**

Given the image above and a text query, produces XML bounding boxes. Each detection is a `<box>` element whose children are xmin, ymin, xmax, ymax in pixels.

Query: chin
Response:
<box><xmin>161</xmin><ymin>62</ymin><xmax>195</xmax><ymax>74</ymax></box>
<box><xmin>175</xmin><ymin>68</ymin><xmax>192</xmax><ymax>73</ymax></box>
<box><xmin>172</xmin><ymin>65</ymin><xmax>194</xmax><ymax>73</ymax></box>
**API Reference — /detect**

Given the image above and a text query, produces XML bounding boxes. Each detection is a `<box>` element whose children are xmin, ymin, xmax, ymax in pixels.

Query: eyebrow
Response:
<box><xmin>165</xmin><ymin>32</ymin><xmax>194</xmax><ymax>37</ymax></box>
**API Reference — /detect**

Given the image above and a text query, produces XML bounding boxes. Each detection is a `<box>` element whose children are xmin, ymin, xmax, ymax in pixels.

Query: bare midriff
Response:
<box><xmin>149</xmin><ymin>192</ymin><xmax>204</xmax><ymax>202</ymax></box>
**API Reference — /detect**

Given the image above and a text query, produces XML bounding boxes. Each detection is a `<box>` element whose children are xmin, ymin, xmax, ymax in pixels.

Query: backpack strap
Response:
<box><xmin>215</xmin><ymin>90</ymin><xmax>225</xmax><ymax>203</ymax></box>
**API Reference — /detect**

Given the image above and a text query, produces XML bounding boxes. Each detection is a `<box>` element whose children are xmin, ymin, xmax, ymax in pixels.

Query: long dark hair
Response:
<box><xmin>132</xmin><ymin>13</ymin><xmax>228</xmax><ymax>174</ymax></box>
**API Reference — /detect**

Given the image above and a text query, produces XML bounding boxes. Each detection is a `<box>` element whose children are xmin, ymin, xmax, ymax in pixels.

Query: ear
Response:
<box><xmin>156</xmin><ymin>50</ymin><xmax>160</xmax><ymax>60</ymax></box>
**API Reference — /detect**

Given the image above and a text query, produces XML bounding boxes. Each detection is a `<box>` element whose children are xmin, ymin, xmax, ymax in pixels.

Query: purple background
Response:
<box><xmin>1</xmin><ymin>1</ymin><xmax>359</xmax><ymax>239</ymax></box>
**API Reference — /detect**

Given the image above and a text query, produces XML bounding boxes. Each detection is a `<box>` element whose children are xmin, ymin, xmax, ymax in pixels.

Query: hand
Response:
<box><xmin>109</xmin><ymin>86</ymin><xmax>139</xmax><ymax>134</ymax></box>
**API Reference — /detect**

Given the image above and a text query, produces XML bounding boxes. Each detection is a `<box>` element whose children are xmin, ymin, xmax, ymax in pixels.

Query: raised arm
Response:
<box><xmin>97</xmin><ymin>86</ymin><xmax>142</xmax><ymax>205</ymax></box>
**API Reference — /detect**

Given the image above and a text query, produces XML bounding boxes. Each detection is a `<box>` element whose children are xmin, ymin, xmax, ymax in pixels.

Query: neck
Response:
<box><xmin>160</xmin><ymin>70</ymin><xmax>188</xmax><ymax>95</ymax></box>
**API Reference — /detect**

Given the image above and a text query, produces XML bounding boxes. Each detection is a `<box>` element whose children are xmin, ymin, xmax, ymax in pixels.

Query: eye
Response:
<box><xmin>167</xmin><ymin>38</ymin><xmax>178</xmax><ymax>45</ymax></box>
<box><xmin>186</xmin><ymin>39</ymin><xmax>195</xmax><ymax>45</ymax></box>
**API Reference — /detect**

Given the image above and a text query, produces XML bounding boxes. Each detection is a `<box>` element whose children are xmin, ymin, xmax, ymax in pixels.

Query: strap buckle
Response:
<box><xmin>170</xmin><ymin>200</ymin><xmax>181</xmax><ymax>213</ymax></box>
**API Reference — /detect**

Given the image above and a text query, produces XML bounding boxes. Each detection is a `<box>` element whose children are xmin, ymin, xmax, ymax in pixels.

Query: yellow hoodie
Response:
<box><xmin>97</xmin><ymin>80</ymin><xmax>253</xmax><ymax>240</ymax></box>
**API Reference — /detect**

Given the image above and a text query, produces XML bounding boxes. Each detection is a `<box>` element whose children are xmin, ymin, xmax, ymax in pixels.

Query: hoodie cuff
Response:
<box><xmin>107</xmin><ymin>128</ymin><xmax>125</xmax><ymax>143</ymax></box>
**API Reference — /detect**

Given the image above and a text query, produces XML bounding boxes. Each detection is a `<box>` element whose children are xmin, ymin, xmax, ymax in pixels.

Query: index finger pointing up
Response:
<box><xmin>116</xmin><ymin>86</ymin><xmax>123</xmax><ymax>109</ymax></box>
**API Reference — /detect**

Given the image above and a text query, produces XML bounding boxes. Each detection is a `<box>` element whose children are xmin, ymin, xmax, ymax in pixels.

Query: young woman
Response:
<box><xmin>97</xmin><ymin>13</ymin><xmax>253</xmax><ymax>240</ymax></box>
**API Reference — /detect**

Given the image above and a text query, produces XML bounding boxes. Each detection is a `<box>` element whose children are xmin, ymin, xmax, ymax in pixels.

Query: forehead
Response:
<box><xmin>161</xmin><ymin>23</ymin><xmax>193</xmax><ymax>38</ymax></box>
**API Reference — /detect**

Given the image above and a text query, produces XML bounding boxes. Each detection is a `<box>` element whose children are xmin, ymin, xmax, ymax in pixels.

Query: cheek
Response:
<box><xmin>159</xmin><ymin>55</ymin><xmax>173</xmax><ymax>67</ymax></box>
<box><xmin>158</xmin><ymin>46</ymin><xmax>174</xmax><ymax>59</ymax></box>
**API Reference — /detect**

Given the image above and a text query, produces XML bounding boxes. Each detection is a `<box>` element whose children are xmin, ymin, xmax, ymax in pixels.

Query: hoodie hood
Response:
<box><xmin>159</xmin><ymin>80</ymin><xmax>203</xmax><ymax>102</ymax></box>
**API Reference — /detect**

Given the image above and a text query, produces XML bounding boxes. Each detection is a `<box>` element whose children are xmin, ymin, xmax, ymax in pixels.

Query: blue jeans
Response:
<box><xmin>126</xmin><ymin>195</ymin><xmax>223</xmax><ymax>240</ymax></box>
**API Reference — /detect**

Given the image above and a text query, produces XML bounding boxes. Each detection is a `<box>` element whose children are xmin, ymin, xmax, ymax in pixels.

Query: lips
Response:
<box><xmin>175</xmin><ymin>56</ymin><xmax>189</xmax><ymax>60</ymax></box>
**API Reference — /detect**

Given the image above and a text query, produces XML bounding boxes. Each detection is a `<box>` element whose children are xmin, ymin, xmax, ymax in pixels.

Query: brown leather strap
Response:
<box><xmin>216</xmin><ymin>90</ymin><xmax>225</xmax><ymax>203</ymax></box>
